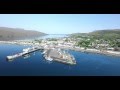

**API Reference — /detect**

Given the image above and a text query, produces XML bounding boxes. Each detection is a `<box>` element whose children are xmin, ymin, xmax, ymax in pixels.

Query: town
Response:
<box><xmin>1</xmin><ymin>32</ymin><xmax>120</xmax><ymax>58</ymax></box>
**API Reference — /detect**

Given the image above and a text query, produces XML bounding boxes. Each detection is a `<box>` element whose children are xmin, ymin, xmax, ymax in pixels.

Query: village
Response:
<box><xmin>1</xmin><ymin>35</ymin><xmax>120</xmax><ymax>57</ymax></box>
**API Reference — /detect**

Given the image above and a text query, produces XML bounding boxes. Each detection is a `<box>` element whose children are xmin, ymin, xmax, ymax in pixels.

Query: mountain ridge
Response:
<box><xmin>0</xmin><ymin>27</ymin><xmax>47</xmax><ymax>41</ymax></box>
<box><xmin>89</xmin><ymin>29</ymin><xmax>120</xmax><ymax>35</ymax></box>
<box><xmin>70</xmin><ymin>29</ymin><xmax>120</xmax><ymax>39</ymax></box>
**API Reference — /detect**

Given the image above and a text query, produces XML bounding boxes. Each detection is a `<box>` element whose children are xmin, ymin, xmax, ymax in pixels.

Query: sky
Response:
<box><xmin>0</xmin><ymin>14</ymin><xmax>120</xmax><ymax>34</ymax></box>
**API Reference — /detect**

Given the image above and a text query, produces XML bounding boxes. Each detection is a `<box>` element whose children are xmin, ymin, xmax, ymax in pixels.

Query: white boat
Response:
<box><xmin>23</xmin><ymin>47</ymin><xmax>38</xmax><ymax>53</ymax></box>
<box><xmin>44</xmin><ymin>56</ymin><xmax>53</xmax><ymax>61</ymax></box>
<box><xmin>23</xmin><ymin>54</ymin><xmax>30</xmax><ymax>59</ymax></box>
<box><xmin>42</xmin><ymin>50</ymin><xmax>47</xmax><ymax>54</ymax></box>
<box><xmin>23</xmin><ymin>48</ymin><xmax>30</xmax><ymax>53</ymax></box>
<box><xmin>47</xmin><ymin>57</ymin><xmax>53</xmax><ymax>61</ymax></box>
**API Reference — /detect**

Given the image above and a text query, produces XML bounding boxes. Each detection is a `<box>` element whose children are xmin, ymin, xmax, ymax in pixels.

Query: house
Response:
<box><xmin>98</xmin><ymin>44</ymin><xmax>109</xmax><ymax>47</ymax></box>
<box><xmin>107</xmin><ymin>48</ymin><xmax>114</xmax><ymax>50</ymax></box>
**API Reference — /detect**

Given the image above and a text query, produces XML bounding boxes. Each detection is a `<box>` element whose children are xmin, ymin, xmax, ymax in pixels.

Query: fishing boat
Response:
<box><xmin>46</xmin><ymin>57</ymin><xmax>53</xmax><ymax>61</ymax></box>
<box><xmin>44</xmin><ymin>54</ymin><xmax>53</xmax><ymax>61</ymax></box>
<box><xmin>42</xmin><ymin>50</ymin><xmax>47</xmax><ymax>54</ymax></box>
<box><xmin>23</xmin><ymin>54</ymin><xmax>30</xmax><ymax>59</ymax></box>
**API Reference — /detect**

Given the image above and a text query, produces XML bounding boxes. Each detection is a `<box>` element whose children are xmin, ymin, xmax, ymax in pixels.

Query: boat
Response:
<box><xmin>45</xmin><ymin>56</ymin><xmax>53</xmax><ymax>61</ymax></box>
<box><xmin>22</xmin><ymin>47</ymin><xmax>39</xmax><ymax>54</ymax></box>
<box><xmin>23</xmin><ymin>54</ymin><xmax>30</xmax><ymax>59</ymax></box>
<box><xmin>23</xmin><ymin>48</ymin><xmax>31</xmax><ymax>53</ymax></box>
<box><xmin>41</xmin><ymin>50</ymin><xmax>47</xmax><ymax>54</ymax></box>
<box><xmin>44</xmin><ymin>54</ymin><xmax>53</xmax><ymax>61</ymax></box>
<box><xmin>46</xmin><ymin>57</ymin><xmax>53</xmax><ymax>61</ymax></box>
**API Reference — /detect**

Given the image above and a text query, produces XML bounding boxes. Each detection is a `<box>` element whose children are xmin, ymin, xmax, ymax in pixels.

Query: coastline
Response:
<box><xmin>0</xmin><ymin>40</ymin><xmax>120</xmax><ymax>57</ymax></box>
<box><xmin>59</xmin><ymin>47</ymin><xmax>120</xmax><ymax>57</ymax></box>
<box><xmin>72</xmin><ymin>48</ymin><xmax>120</xmax><ymax>57</ymax></box>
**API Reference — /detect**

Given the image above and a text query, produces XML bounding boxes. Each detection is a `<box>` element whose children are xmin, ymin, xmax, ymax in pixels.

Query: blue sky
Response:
<box><xmin>0</xmin><ymin>14</ymin><xmax>120</xmax><ymax>34</ymax></box>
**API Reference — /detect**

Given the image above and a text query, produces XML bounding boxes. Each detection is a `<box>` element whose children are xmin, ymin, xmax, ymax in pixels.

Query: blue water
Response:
<box><xmin>25</xmin><ymin>34</ymin><xmax>68</xmax><ymax>40</ymax></box>
<box><xmin>0</xmin><ymin>44</ymin><xmax>120</xmax><ymax>76</ymax></box>
<box><xmin>39</xmin><ymin>34</ymin><xmax>68</xmax><ymax>39</ymax></box>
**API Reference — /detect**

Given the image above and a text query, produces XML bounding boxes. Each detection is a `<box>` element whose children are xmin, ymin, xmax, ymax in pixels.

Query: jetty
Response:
<box><xmin>6</xmin><ymin>46</ymin><xmax>43</xmax><ymax>60</ymax></box>
<box><xmin>6</xmin><ymin>46</ymin><xmax>76</xmax><ymax>65</ymax></box>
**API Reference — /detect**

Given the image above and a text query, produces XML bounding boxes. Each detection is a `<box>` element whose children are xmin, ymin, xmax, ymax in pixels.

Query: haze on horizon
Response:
<box><xmin>0</xmin><ymin>14</ymin><xmax>120</xmax><ymax>34</ymax></box>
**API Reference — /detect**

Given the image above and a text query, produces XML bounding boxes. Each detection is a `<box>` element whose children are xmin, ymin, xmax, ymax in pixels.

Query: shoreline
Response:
<box><xmin>73</xmin><ymin>48</ymin><xmax>120</xmax><ymax>57</ymax></box>
<box><xmin>59</xmin><ymin>47</ymin><xmax>120</xmax><ymax>57</ymax></box>
<box><xmin>0</xmin><ymin>41</ymin><xmax>120</xmax><ymax>57</ymax></box>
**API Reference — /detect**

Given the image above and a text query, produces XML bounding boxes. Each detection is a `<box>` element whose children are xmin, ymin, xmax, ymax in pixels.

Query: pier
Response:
<box><xmin>6</xmin><ymin>46</ymin><xmax>76</xmax><ymax>65</ymax></box>
<box><xmin>6</xmin><ymin>46</ymin><xmax>43</xmax><ymax>60</ymax></box>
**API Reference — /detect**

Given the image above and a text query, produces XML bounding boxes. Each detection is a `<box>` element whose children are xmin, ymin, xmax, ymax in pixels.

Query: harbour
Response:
<box><xmin>6</xmin><ymin>46</ymin><xmax>76</xmax><ymax>65</ymax></box>
<box><xmin>0</xmin><ymin>14</ymin><xmax>120</xmax><ymax>76</ymax></box>
<box><xmin>0</xmin><ymin>43</ymin><xmax>120</xmax><ymax>76</ymax></box>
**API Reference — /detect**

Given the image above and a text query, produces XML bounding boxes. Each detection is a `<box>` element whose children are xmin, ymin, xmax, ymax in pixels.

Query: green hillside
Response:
<box><xmin>89</xmin><ymin>29</ymin><xmax>120</xmax><ymax>40</ymax></box>
<box><xmin>70</xmin><ymin>29</ymin><xmax>120</xmax><ymax>40</ymax></box>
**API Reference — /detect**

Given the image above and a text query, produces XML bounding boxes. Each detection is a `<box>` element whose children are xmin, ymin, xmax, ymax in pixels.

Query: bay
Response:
<box><xmin>0</xmin><ymin>43</ymin><xmax>120</xmax><ymax>76</ymax></box>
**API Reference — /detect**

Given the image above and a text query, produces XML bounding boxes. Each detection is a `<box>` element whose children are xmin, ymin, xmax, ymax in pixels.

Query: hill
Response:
<box><xmin>69</xmin><ymin>33</ymin><xmax>88</xmax><ymax>38</ymax></box>
<box><xmin>0</xmin><ymin>27</ymin><xmax>47</xmax><ymax>41</ymax></box>
<box><xmin>88</xmin><ymin>29</ymin><xmax>120</xmax><ymax>40</ymax></box>
<box><xmin>89</xmin><ymin>29</ymin><xmax>120</xmax><ymax>35</ymax></box>
<box><xmin>70</xmin><ymin>29</ymin><xmax>120</xmax><ymax>39</ymax></box>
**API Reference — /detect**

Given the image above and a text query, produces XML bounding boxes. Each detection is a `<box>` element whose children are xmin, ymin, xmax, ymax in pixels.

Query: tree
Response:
<box><xmin>77</xmin><ymin>40</ymin><xmax>91</xmax><ymax>49</ymax></box>
<box><xmin>34</xmin><ymin>39</ymin><xmax>42</xmax><ymax>44</ymax></box>
<box><xmin>38</xmin><ymin>40</ymin><xmax>42</xmax><ymax>44</ymax></box>
<box><xmin>109</xmin><ymin>40</ymin><xmax>118</xmax><ymax>48</ymax></box>
<box><xmin>116</xmin><ymin>41</ymin><xmax>120</xmax><ymax>47</ymax></box>
<box><xmin>65</xmin><ymin>38</ymin><xmax>69</xmax><ymax>42</ymax></box>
